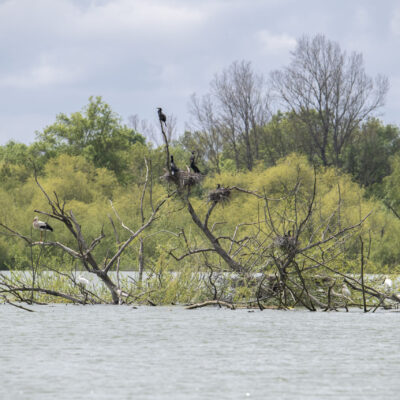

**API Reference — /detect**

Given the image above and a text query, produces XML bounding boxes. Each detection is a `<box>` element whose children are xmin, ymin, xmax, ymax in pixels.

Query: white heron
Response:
<box><xmin>32</xmin><ymin>216</ymin><xmax>53</xmax><ymax>241</ymax></box>
<box><xmin>76</xmin><ymin>275</ymin><xmax>89</xmax><ymax>286</ymax></box>
<box><xmin>383</xmin><ymin>276</ymin><xmax>393</xmax><ymax>293</ymax></box>
<box><xmin>342</xmin><ymin>283</ymin><xmax>351</xmax><ymax>299</ymax></box>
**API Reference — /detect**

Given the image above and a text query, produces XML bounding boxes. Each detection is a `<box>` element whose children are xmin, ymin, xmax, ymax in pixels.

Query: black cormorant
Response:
<box><xmin>157</xmin><ymin>107</ymin><xmax>167</xmax><ymax>125</ymax></box>
<box><xmin>190</xmin><ymin>151</ymin><xmax>201</xmax><ymax>173</ymax></box>
<box><xmin>170</xmin><ymin>155</ymin><xmax>179</xmax><ymax>176</ymax></box>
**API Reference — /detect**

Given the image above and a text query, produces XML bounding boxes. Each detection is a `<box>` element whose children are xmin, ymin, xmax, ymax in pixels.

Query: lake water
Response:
<box><xmin>1</xmin><ymin>305</ymin><xmax>399</xmax><ymax>400</ymax></box>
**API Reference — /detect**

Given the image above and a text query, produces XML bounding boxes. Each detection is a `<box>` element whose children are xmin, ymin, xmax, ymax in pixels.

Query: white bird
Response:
<box><xmin>76</xmin><ymin>275</ymin><xmax>89</xmax><ymax>286</ymax></box>
<box><xmin>383</xmin><ymin>276</ymin><xmax>393</xmax><ymax>293</ymax></box>
<box><xmin>32</xmin><ymin>216</ymin><xmax>53</xmax><ymax>241</ymax></box>
<box><xmin>342</xmin><ymin>283</ymin><xmax>351</xmax><ymax>299</ymax></box>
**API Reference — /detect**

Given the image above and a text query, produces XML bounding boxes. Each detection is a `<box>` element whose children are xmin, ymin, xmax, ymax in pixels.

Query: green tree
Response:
<box><xmin>344</xmin><ymin>119</ymin><xmax>400</xmax><ymax>193</ymax></box>
<box><xmin>0</xmin><ymin>141</ymin><xmax>40</xmax><ymax>188</ymax></box>
<box><xmin>35</xmin><ymin>96</ymin><xmax>145</xmax><ymax>182</ymax></box>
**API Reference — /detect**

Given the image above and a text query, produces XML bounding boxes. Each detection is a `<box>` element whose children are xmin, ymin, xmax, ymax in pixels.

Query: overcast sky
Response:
<box><xmin>1</xmin><ymin>0</ymin><xmax>400</xmax><ymax>145</ymax></box>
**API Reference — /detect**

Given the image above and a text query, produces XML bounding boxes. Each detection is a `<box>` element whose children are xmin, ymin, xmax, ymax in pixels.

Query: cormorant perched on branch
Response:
<box><xmin>170</xmin><ymin>155</ymin><xmax>179</xmax><ymax>176</ymax></box>
<box><xmin>157</xmin><ymin>107</ymin><xmax>167</xmax><ymax>125</ymax></box>
<box><xmin>190</xmin><ymin>151</ymin><xmax>201</xmax><ymax>173</ymax></box>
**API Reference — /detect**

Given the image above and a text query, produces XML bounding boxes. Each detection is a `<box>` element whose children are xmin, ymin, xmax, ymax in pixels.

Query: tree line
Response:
<box><xmin>1</xmin><ymin>34</ymin><xmax>400</xmax><ymax>309</ymax></box>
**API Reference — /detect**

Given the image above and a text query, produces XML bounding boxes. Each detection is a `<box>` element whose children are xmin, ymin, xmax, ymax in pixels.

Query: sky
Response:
<box><xmin>1</xmin><ymin>0</ymin><xmax>400</xmax><ymax>145</ymax></box>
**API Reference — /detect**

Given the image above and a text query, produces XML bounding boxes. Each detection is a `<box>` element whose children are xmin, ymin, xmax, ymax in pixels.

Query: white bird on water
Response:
<box><xmin>383</xmin><ymin>276</ymin><xmax>393</xmax><ymax>293</ymax></box>
<box><xmin>32</xmin><ymin>216</ymin><xmax>53</xmax><ymax>241</ymax></box>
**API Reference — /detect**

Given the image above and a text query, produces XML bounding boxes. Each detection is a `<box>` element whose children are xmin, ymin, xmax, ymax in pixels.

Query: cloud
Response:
<box><xmin>390</xmin><ymin>7</ymin><xmax>400</xmax><ymax>35</ymax></box>
<box><xmin>256</xmin><ymin>30</ymin><xmax>297</xmax><ymax>54</ymax></box>
<box><xmin>0</xmin><ymin>59</ymin><xmax>82</xmax><ymax>89</ymax></box>
<box><xmin>76</xmin><ymin>0</ymin><xmax>206</xmax><ymax>37</ymax></box>
<box><xmin>0</xmin><ymin>0</ymin><xmax>400</xmax><ymax>145</ymax></box>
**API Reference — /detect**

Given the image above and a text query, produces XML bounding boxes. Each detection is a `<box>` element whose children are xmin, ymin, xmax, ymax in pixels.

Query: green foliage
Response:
<box><xmin>2</xmin><ymin>96</ymin><xmax>400</xmax><ymax>304</ymax></box>
<box><xmin>35</xmin><ymin>96</ymin><xmax>145</xmax><ymax>183</ymax></box>
<box><xmin>344</xmin><ymin>119</ymin><xmax>400</xmax><ymax>194</ymax></box>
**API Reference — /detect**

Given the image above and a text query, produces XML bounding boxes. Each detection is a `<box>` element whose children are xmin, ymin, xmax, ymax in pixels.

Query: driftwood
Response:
<box><xmin>186</xmin><ymin>300</ymin><xmax>235</xmax><ymax>310</ymax></box>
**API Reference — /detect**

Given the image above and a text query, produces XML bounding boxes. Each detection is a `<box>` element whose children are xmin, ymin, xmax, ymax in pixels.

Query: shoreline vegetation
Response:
<box><xmin>2</xmin><ymin>35</ymin><xmax>400</xmax><ymax>312</ymax></box>
<box><xmin>1</xmin><ymin>269</ymin><xmax>399</xmax><ymax>312</ymax></box>
<box><xmin>1</xmin><ymin>114</ymin><xmax>400</xmax><ymax>313</ymax></box>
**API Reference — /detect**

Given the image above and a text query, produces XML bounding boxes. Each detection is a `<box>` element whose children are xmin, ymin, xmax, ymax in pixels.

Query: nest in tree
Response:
<box><xmin>161</xmin><ymin>170</ymin><xmax>203</xmax><ymax>189</ymax></box>
<box><xmin>274</xmin><ymin>234</ymin><xmax>298</xmax><ymax>253</ymax></box>
<box><xmin>207</xmin><ymin>186</ymin><xmax>232</xmax><ymax>205</ymax></box>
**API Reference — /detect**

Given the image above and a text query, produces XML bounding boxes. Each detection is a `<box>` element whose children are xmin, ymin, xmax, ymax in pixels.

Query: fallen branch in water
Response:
<box><xmin>186</xmin><ymin>300</ymin><xmax>235</xmax><ymax>310</ymax></box>
<box><xmin>344</xmin><ymin>278</ymin><xmax>400</xmax><ymax>306</ymax></box>
<box><xmin>0</xmin><ymin>284</ymin><xmax>86</xmax><ymax>304</ymax></box>
<box><xmin>1</xmin><ymin>295</ymin><xmax>35</xmax><ymax>312</ymax></box>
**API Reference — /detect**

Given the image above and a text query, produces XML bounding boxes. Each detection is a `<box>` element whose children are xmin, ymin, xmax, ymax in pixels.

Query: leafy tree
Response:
<box><xmin>35</xmin><ymin>96</ymin><xmax>145</xmax><ymax>182</ymax></box>
<box><xmin>0</xmin><ymin>141</ymin><xmax>39</xmax><ymax>188</ymax></box>
<box><xmin>344</xmin><ymin>119</ymin><xmax>400</xmax><ymax>192</ymax></box>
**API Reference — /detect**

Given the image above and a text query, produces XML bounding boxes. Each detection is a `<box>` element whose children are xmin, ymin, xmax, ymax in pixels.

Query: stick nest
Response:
<box><xmin>274</xmin><ymin>235</ymin><xmax>298</xmax><ymax>253</ymax></box>
<box><xmin>207</xmin><ymin>186</ymin><xmax>232</xmax><ymax>204</ymax></box>
<box><xmin>161</xmin><ymin>170</ymin><xmax>203</xmax><ymax>189</ymax></box>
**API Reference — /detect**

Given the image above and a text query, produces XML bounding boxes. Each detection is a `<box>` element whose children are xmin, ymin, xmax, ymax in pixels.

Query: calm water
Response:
<box><xmin>1</xmin><ymin>305</ymin><xmax>399</xmax><ymax>400</ymax></box>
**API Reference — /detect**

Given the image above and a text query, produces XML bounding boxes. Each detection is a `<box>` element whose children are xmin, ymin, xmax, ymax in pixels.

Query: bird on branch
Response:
<box><xmin>190</xmin><ymin>151</ymin><xmax>201</xmax><ymax>173</ymax></box>
<box><xmin>157</xmin><ymin>107</ymin><xmax>167</xmax><ymax>126</ymax></box>
<box><xmin>33</xmin><ymin>216</ymin><xmax>53</xmax><ymax>241</ymax></box>
<box><xmin>170</xmin><ymin>155</ymin><xmax>179</xmax><ymax>176</ymax></box>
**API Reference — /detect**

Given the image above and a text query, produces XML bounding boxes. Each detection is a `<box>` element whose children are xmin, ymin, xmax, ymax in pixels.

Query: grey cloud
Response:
<box><xmin>1</xmin><ymin>0</ymin><xmax>400</xmax><ymax>145</ymax></box>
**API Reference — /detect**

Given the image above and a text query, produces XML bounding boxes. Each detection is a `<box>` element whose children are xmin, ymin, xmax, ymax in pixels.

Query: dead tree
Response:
<box><xmin>164</xmin><ymin>151</ymin><xmax>382</xmax><ymax>310</ymax></box>
<box><xmin>0</xmin><ymin>162</ymin><xmax>168</xmax><ymax>305</ymax></box>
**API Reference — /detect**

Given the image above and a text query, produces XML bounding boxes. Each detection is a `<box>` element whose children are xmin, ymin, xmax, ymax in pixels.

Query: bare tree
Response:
<box><xmin>129</xmin><ymin>113</ymin><xmax>178</xmax><ymax>147</ymax></box>
<box><xmin>188</xmin><ymin>94</ymin><xmax>223</xmax><ymax>173</ymax></box>
<box><xmin>212</xmin><ymin>60</ymin><xmax>270</xmax><ymax>170</ymax></box>
<box><xmin>188</xmin><ymin>60</ymin><xmax>270</xmax><ymax>171</ymax></box>
<box><xmin>270</xmin><ymin>34</ymin><xmax>389</xmax><ymax>166</ymax></box>
<box><xmin>161</xmin><ymin>111</ymin><xmax>392</xmax><ymax>312</ymax></box>
<box><xmin>168</xmin><ymin>174</ymin><xmax>381</xmax><ymax>311</ymax></box>
<box><xmin>128</xmin><ymin>114</ymin><xmax>160</xmax><ymax>145</ymax></box>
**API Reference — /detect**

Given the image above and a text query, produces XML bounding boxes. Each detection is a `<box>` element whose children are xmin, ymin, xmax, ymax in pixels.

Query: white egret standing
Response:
<box><xmin>383</xmin><ymin>276</ymin><xmax>393</xmax><ymax>293</ymax></box>
<box><xmin>342</xmin><ymin>283</ymin><xmax>351</xmax><ymax>312</ymax></box>
<box><xmin>32</xmin><ymin>216</ymin><xmax>53</xmax><ymax>241</ymax></box>
<box><xmin>342</xmin><ymin>283</ymin><xmax>351</xmax><ymax>299</ymax></box>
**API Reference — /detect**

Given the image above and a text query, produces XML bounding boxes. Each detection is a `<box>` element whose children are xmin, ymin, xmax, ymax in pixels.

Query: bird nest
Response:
<box><xmin>207</xmin><ymin>187</ymin><xmax>232</xmax><ymax>205</ymax></box>
<box><xmin>161</xmin><ymin>170</ymin><xmax>203</xmax><ymax>189</ymax></box>
<box><xmin>274</xmin><ymin>234</ymin><xmax>298</xmax><ymax>253</ymax></box>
